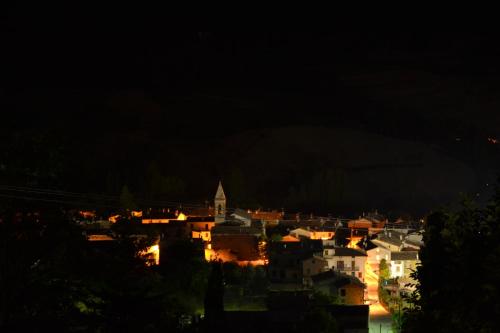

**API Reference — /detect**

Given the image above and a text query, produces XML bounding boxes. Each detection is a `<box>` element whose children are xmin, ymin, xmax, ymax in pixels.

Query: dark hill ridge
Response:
<box><xmin>212</xmin><ymin>127</ymin><xmax>478</xmax><ymax>215</ymax></box>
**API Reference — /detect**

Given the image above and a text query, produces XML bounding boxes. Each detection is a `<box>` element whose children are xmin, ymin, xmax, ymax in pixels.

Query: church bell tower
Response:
<box><xmin>214</xmin><ymin>181</ymin><xmax>226</xmax><ymax>223</ymax></box>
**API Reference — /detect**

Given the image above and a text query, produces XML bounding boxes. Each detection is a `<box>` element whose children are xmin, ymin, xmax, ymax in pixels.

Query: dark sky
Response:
<box><xmin>2</xmin><ymin>29</ymin><xmax>500</xmax><ymax>133</ymax></box>
<box><xmin>2</xmin><ymin>23</ymin><xmax>500</xmax><ymax>215</ymax></box>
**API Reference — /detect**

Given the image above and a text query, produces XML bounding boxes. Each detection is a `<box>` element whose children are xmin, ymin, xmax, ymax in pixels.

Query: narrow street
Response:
<box><xmin>365</xmin><ymin>263</ymin><xmax>394</xmax><ymax>332</ymax></box>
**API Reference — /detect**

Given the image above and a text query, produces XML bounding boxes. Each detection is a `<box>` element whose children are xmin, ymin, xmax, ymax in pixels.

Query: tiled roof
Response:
<box><xmin>391</xmin><ymin>251</ymin><xmax>419</xmax><ymax>261</ymax></box>
<box><xmin>322</xmin><ymin>246</ymin><xmax>367</xmax><ymax>257</ymax></box>
<box><xmin>312</xmin><ymin>270</ymin><xmax>365</xmax><ymax>288</ymax></box>
<box><xmin>232</xmin><ymin>208</ymin><xmax>252</xmax><ymax>220</ymax></box>
<box><xmin>374</xmin><ymin>230</ymin><xmax>407</xmax><ymax>246</ymax></box>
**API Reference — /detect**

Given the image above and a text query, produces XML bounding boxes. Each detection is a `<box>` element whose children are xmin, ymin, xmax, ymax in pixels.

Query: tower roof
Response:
<box><xmin>215</xmin><ymin>181</ymin><xmax>226</xmax><ymax>200</ymax></box>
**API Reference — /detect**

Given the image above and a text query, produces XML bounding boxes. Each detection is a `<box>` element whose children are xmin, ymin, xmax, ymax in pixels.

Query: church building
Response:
<box><xmin>214</xmin><ymin>181</ymin><xmax>226</xmax><ymax>223</ymax></box>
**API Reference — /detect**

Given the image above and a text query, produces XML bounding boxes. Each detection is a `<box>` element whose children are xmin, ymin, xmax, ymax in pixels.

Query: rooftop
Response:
<box><xmin>391</xmin><ymin>251</ymin><xmax>419</xmax><ymax>261</ymax></box>
<box><xmin>312</xmin><ymin>270</ymin><xmax>366</xmax><ymax>288</ymax></box>
<box><xmin>322</xmin><ymin>246</ymin><xmax>367</xmax><ymax>257</ymax></box>
<box><xmin>373</xmin><ymin>230</ymin><xmax>407</xmax><ymax>247</ymax></box>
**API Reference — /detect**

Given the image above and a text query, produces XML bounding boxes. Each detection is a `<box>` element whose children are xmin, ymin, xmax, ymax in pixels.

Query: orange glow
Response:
<box><xmin>347</xmin><ymin>236</ymin><xmax>363</xmax><ymax>248</ymax></box>
<box><xmin>141</xmin><ymin>244</ymin><xmax>160</xmax><ymax>266</ymax></box>
<box><xmin>88</xmin><ymin>234</ymin><xmax>114</xmax><ymax>241</ymax></box>
<box><xmin>131</xmin><ymin>210</ymin><xmax>143</xmax><ymax>217</ymax></box>
<box><xmin>192</xmin><ymin>230</ymin><xmax>211</xmax><ymax>242</ymax></box>
<box><xmin>177</xmin><ymin>212</ymin><xmax>187</xmax><ymax>221</ymax></box>
<box><xmin>204</xmin><ymin>248</ymin><xmax>267</xmax><ymax>267</ymax></box>
<box><xmin>142</xmin><ymin>218</ymin><xmax>170</xmax><ymax>224</ymax></box>
<box><xmin>282</xmin><ymin>235</ymin><xmax>300</xmax><ymax>242</ymax></box>
<box><xmin>310</xmin><ymin>231</ymin><xmax>334</xmax><ymax>240</ymax></box>
<box><xmin>80</xmin><ymin>210</ymin><xmax>95</xmax><ymax>219</ymax></box>
<box><xmin>108</xmin><ymin>215</ymin><xmax>120</xmax><ymax>223</ymax></box>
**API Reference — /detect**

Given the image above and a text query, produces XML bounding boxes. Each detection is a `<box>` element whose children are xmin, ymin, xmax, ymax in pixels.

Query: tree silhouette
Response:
<box><xmin>204</xmin><ymin>261</ymin><xmax>224</xmax><ymax>326</ymax></box>
<box><xmin>403</xmin><ymin>187</ymin><xmax>500</xmax><ymax>332</ymax></box>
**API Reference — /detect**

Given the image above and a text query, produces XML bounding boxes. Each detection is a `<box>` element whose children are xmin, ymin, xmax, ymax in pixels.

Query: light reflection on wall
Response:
<box><xmin>141</xmin><ymin>244</ymin><xmax>160</xmax><ymax>266</ymax></box>
<box><xmin>204</xmin><ymin>243</ymin><xmax>267</xmax><ymax>267</ymax></box>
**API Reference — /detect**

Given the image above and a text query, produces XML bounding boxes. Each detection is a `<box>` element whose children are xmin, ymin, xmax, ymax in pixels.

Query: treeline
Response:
<box><xmin>402</xmin><ymin>185</ymin><xmax>500</xmax><ymax>332</ymax></box>
<box><xmin>0</xmin><ymin>208</ymin><xmax>210</xmax><ymax>332</ymax></box>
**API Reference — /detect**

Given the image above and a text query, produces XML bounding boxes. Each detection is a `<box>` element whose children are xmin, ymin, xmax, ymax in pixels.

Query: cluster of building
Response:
<box><xmin>365</xmin><ymin>228</ymin><xmax>422</xmax><ymax>295</ymax></box>
<box><xmin>79</xmin><ymin>181</ymin><xmax>423</xmax><ymax>331</ymax></box>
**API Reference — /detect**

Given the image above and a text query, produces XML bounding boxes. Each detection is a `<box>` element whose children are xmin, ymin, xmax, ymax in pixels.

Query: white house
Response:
<box><xmin>289</xmin><ymin>227</ymin><xmax>335</xmax><ymax>240</ymax></box>
<box><xmin>321</xmin><ymin>246</ymin><xmax>367</xmax><ymax>282</ymax></box>
<box><xmin>372</xmin><ymin>229</ymin><xmax>408</xmax><ymax>251</ymax></box>
<box><xmin>366</xmin><ymin>244</ymin><xmax>391</xmax><ymax>266</ymax></box>
<box><xmin>389</xmin><ymin>251</ymin><xmax>419</xmax><ymax>280</ymax></box>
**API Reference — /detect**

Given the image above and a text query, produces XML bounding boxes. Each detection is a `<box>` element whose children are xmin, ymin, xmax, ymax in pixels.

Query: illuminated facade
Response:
<box><xmin>321</xmin><ymin>247</ymin><xmax>367</xmax><ymax>282</ymax></box>
<box><xmin>289</xmin><ymin>227</ymin><xmax>335</xmax><ymax>240</ymax></box>
<box><xmin>312</xmin><ymin>270</ymin><xmax>366</xmax><ymax>305</ymax></box>
<box><xmin>214</xmin><ymin>181</ymin><xmax>226</xmax><ymax>223</ymax></box>
<box><xmin>192</xmin><ymin>230</ymin><xmax>211</xmax><ymax>242</ymax></box>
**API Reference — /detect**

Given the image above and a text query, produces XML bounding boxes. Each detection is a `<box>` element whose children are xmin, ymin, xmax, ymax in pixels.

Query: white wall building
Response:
<box><xmin>321</xmin><ymin>246</ymin><xmax>367</xmax><ymax>282</ymax></box>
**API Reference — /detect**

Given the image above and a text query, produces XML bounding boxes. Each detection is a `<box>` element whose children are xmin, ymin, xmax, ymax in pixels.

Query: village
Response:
<box><xmin>77</xmin><ymin>181</ymin><xmax>424</xmax><ymax>332</ymax></box>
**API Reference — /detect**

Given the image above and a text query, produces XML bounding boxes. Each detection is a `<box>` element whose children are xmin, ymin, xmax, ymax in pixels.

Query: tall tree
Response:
<box><xmin>204</xmin><ymin>261</ymin><xmax>224</xmax><ymax>325</ymax></box>
<box><xmin>403</xmin><ymin>189</ymin><xmax>500</xmax><ymax>332</ymax></box>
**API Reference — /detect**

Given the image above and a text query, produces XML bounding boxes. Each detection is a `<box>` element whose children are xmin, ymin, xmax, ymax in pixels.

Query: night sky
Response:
<box><xmin>2</xmin><ymin>23</ymin><xmax>500</xmax><ymax>216</ymax></box>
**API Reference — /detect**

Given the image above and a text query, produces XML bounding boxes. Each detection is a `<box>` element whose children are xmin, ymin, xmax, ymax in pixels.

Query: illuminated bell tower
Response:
<box><xmin>214</xmin><ymin>181</ymin><xmax>226</xmax><ymax>223</ymax></box>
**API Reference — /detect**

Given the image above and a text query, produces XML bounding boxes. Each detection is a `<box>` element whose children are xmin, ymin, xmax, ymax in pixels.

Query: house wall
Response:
<box><xmin>302</xmin><ymin>257</ymin><xmax>328</xmax><ymax>286</ymax></box>
<box><xmin>290</xmin><ymin>229</ymin><xmax>311</xmax><ymax>239</ymax></box>
<box><xmin>390</xmin><ymin>260</ymin><xmax>404</xmax><ymax>278</ymax></box>
<box><xmin>192</xmin><ymin>230</ymin><xmax>211</xmax><ymax>242</ymax></box>
<box><xmin>212</xmin><ymin>234</ymin><xmax>260</xmax><ymax>261</ymax></box>
<box><xmin>367</xmin><ymin>246</ymin><xmax>391</xmax><ymax>265</ymax></box>
<box><xmin>188</xmin><ymin>221</ymin><xmax>216</xmax><ymax>231</ymax></box>
<box><xmin>316</xmin><ymin>282</ymin><xmax>364</xmax><ymax>305</ymax></box>
<box><xmin>310</xmin><ymin>231</ymin><xmax>334</xmax><ymax>240</ymax></box>
<box><xmin>339</xmin><ymin>283</ymin><xmax>365</xmax><ymax>305</ymax></box>
<box><xmin>323</xmin><ymin>255</ymin><xmax>367</xmax><ymax>282</ymax></box>
<box><xmin>390</xmin><ymin>256</ymin><xmax>420</xmax><ymax>279</ymax></box>
<box><xmin>290</xmin><ymin>229</ymin><xmax>334</xmax><ymax>240</ymax></box>
<box><xmin>142</xmin><ymin>218</ymin><xmax>170</xmax><ymax>224</ymax></box>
